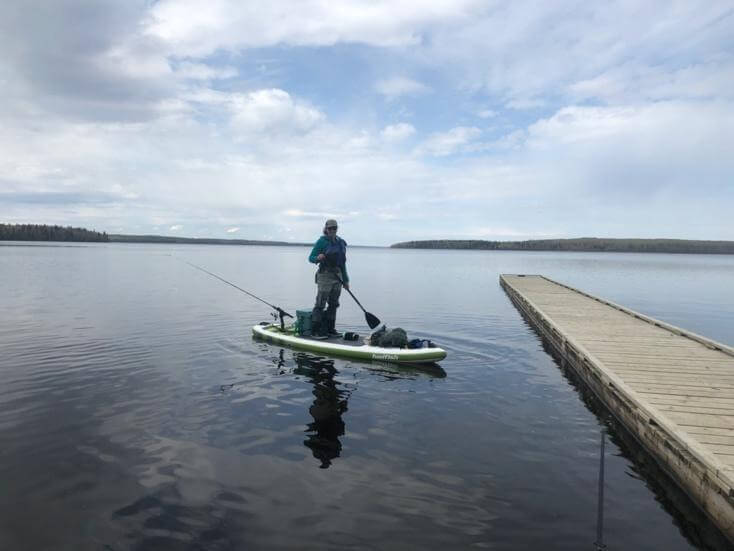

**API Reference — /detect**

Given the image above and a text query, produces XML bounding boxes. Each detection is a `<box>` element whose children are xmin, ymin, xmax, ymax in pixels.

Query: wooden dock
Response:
<box><xmin>500</xmin><ymin>274</ymin><xmax>734</xmax><ymax>542</ymax></box>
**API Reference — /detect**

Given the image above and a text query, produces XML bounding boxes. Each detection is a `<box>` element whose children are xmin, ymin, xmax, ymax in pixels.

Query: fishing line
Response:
<box><xmin>178</xmin><ymin>258</ymin><xmax>293</xmax><ymax>321</ymax></box>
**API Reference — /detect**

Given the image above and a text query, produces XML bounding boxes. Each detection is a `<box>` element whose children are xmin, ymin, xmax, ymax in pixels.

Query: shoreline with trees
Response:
<box><xmin>4</xmin><ymin>224</ymin><xmax>734</xmax><ymax>254</ymax></box>
<box><xmin>391</xmin><ymin>238</ymin><xmax>734</xmax><ymax>254</ymax></box>
<box><xmin>0</xmin><ymin>224</ymin><xmax>109</xmax><ymax>242</ymax></box>
<box><xmin>0</xmin><ymin>224</ymin><xmax>309</xmax><ymax>246</ymax></box>
<box><xmin>108</xmin><ymin>234</ymin><xmax>309</xmax><ymax>246</ymax></box>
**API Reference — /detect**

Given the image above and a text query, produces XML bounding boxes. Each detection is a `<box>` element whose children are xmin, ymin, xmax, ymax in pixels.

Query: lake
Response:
<box><xmin>1</xmin><ymin>242</ymin><xmax>733</xmax><ymax>550</ymax></box>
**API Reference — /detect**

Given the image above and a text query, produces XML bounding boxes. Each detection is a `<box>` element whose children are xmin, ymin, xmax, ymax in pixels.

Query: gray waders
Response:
<box><xmin>312</xmin><ymin>269</ymin><xmax>343</xmax><ymax>337</ymax></box>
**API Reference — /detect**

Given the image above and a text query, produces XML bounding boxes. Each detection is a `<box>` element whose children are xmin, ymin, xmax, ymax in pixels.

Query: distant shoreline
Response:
<box><xmin>0</xmin><ymin>223</ymin><xmax>311</xmax><ymax>246</ymax></box>
<box><xmin>391</xmin><ymin>238</ymin><xmax>734</xmax><ymax>255</ymax></box>
<box><xmin>4</xmin><ymin>224</ymin><xmax>733</xmax><ymax>254</ymax></box>
<box><xmin>108</xmin><ymin>234</ymin><xmax>310</xmax><ymax>246</ymax></box>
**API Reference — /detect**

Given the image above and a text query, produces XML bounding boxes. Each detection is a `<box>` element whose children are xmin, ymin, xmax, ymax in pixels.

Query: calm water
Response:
<box><xmin>1</xmin><ymin>243</ymin><xmax>733</xmax><ymax>551</ymax></box>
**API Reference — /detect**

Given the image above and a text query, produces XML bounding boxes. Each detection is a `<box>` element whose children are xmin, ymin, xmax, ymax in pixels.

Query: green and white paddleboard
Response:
<box><xmin>252</xmin><ymin>323</ymin><xmax>447</xmax><ymax>365</ymax></box>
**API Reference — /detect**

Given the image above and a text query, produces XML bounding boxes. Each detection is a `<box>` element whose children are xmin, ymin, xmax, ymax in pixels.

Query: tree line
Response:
<box><xmin>0</xmin><ymin>224</ymin><xmax>109</xmax><ymax>242</ymax></box>
<box><xmin>108</xmin><ymin>234</ymin><xmax>308</xmax><ymax>246</ymax></box>
<box><xmin>391</xmin><ymin>238</ymin><xmax>734</xmax><ymax>254</ymax></box>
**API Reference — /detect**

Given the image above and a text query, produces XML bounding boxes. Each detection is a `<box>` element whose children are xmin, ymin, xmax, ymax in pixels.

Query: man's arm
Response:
<box><xmin>308</xmin><ymin>237</ymin><xmax>325</xmax><ymax>264</ymax></box>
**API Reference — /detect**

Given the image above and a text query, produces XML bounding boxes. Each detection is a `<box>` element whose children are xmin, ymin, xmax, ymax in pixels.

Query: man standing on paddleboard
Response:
<box><xmin>309</xmin><ymin>219</ymin><xmax>349</xmax><ymax>339</ymax></box>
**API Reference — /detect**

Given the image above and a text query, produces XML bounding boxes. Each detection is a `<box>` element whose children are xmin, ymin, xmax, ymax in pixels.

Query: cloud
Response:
<box><xmin>376</xmin><ymin>212</ymin><xmax>399</xmax><ymax>221</ymax></box>
<box><xmin>226</xmin><ymin>227</ymin><xmax>240</xmax><ymax>233</ymax></box>
<box><xmin>505</xmin><ymin>97</ymin><xmax>546</xmax><ymax>110</ymax></box>
<box><xmin>423</xmin><ymin>2</ymin><xmax>733</xmax><ymax>109</ymax></box>
<box><xmin>526</xmin><ymin>106</ymin><xmax>634</xmax><ymax>146</ymax></box>
<box><xmin>477</xmin><ymin>109</ymin><xmax>496</xmax><ymax>119</ymax></box>
<box><xmin>284</xmin><ymin>210</ymin><xmax>347</xmax><ymax>219</ymax></box>
<box><xmin>0</xmin><ymin>190</ymin><xmax>126</xmax><ymax>206</ymax></box>
<box><xmin>526</xmin><ymin>101</ymin><xmax>734</xmax><ymax>160</ymax></box>
<box><xmin>230</xmin><ymin>89</ymin><xmax>323</xmax><ymax>134</ymax></box>
<box><xmin>461</xmin><ymin>226</ymin><xmax>558</xmax><ymax>240</ymax></box>
<box><xmin>568</xmin><ymin>60</ymin><xmax>734</xmax><ymax>104</ymax></box>
<box><xmin>375</xmin><ymin>77</ymin><xmax>430</xmax><ymax>99</ymax></box>
<box><xmin>381</xmin><ymin>123</ymin><xmax>416</xmax><ymax>141</ymax></box>
<box><xmin>145</xmin><ymin>0</ymin><xmax>479</xmax><ymax>56</ymax></box>
<box><xmin>174</xmin><ymin>62</ymin><xmax>238</xmax><ymax>81</ymax></box>
<box><xmin>418</xmin><ymin>126</ymin><xmax>481</xmax><ymax>156</ymax></box>
<box><xmin>0</xmin><ymin>0</ymin><xmax>174</xmax><ymax>122</ymax></box>
<box><xmin>169</xmin><ymin>224</ymin><xmax>183</xmax><ymax>231</ymax></box>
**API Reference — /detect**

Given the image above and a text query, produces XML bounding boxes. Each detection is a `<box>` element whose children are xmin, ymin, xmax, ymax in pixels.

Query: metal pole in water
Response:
<box><xmin>594</xmin><ymin>428</ymin><xmax>607</xmax><ymax>550</ymax></box>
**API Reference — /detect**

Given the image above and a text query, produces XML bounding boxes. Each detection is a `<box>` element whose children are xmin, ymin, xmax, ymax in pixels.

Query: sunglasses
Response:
<box><xmin>326</xmin><ymin>226</ymin><xmax>338</xmax><ymax>230</ymax></box>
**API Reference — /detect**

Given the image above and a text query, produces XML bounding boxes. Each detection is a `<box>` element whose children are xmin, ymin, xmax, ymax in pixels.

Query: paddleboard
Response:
<box><xmin>252</xmin><ymin>323</ymin><xmax>447</xmax><ymax>365</ymax></box>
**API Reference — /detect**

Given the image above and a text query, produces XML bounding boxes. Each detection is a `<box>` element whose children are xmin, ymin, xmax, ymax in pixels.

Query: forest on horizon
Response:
<box><xmin>391</xmin><ymin>238</ymin><xmax>734</xmax><ymax>254</ymax></box>
<box><xmin>0</xmin><ymin>223</ymin><xmax>109</xmax><ymax>242</ymax></box>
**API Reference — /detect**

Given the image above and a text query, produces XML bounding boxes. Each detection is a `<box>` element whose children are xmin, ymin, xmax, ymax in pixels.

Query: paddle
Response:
<box><xmin>333</xmin><ymin>273</ymin><xmax>381</xmax><ymax>329</ymax></box>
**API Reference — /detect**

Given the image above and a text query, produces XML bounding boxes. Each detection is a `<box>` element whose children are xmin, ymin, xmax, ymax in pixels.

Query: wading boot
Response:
<box><xmin>313</xmin><ymin>325</ymin><xmax>329</xmax><ymax>340</ymax></box>
<box><xmin>326</xmin><ymin>317</ymin><xmax>342</xmax><ymax>338</ymax></box>
<box><xmin>311</xmin><ymin>311</ymin><xmax>329</xmax><ymax>340</ymax></box>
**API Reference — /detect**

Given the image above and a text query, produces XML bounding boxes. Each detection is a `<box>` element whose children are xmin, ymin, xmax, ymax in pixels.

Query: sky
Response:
<box><xmin>1</xmin><ymin>1</ymin><xmax>732</xmax><ymax>246</ymax></box>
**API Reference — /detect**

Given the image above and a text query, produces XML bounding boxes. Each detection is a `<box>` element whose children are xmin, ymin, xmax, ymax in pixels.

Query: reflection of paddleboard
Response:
<box><xmin>252</xmin><ymin>323</ymin><xmax>447</xmax><ymax>365</ymax></box>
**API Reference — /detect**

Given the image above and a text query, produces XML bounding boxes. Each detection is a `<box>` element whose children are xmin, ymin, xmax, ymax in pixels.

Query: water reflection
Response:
<box><xmin>293</xmin><ymin>353</ymin><xmax>352</xmax><ymax>469</ymax></box>
<box><xmin>289</xmin><ymin>352</ymin><xmax>446</xmax><ymax>469</ymax></box>
<box><xmin>363</xmin><ymin>361</ymin><xmax>447</xmax><ymax>381</ymax></box>
<box><xmin>594</xmin><ymin>429</ymin><xmax>607</xmax><ymax>551</ymax></box>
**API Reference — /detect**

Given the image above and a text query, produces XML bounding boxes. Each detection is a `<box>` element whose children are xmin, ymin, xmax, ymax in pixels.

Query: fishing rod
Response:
<box><xmin>180</xmin><ymin>259</ymin><xmax>293</xmax><ymax>328</ymax></box>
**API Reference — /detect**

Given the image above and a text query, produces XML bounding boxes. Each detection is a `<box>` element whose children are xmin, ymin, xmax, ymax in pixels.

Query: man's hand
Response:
<box><xmin>343</xmin><ymin>282</ymin><xmax>350</xmax><ymax>291</ymax></box>
<box><xmin>317</xmin><ymin>253</ymin><xmax>325</xmax><ymax>261</ymax></box>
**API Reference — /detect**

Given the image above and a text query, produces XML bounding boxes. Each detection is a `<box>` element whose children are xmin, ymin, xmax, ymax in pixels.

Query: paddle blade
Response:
<box><xmin>365</xmin><ymin>312</ymin><xmax>381</xmax><ymax>329</ymax></box>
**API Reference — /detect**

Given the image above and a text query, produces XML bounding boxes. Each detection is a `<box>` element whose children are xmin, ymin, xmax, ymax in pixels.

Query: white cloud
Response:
<box><xmin>376</xmin><ymin>212</ymin><xmax>399</xmax><ymax>220</ymax></box>
<box><xmin>477</xmin><ymin>109</ymin><xmax>496</xmax><ymax>119</ymax></box>
<box><xmin>230</xmin><ymin>89</ymin><xmax>323</xmax><ymax>134</ymax></box>
<box><xmin>169</xmin><ymin>224</ymin><xmax>183</xmax><ymax>231</ymax></box>
<box><xmin>463</xmin><ymin>226</ymin><xmax>557</xmax><ymax>240</ymax></box>
<box><xmin>284</xmin><ymin>210</ymin><xmax>346</xmax><ymax>219</ymax></box>
<box><xmin>425</xmin><ymin>3</ymin><xmax>733</xmax><ymax>108</ymax></box>
<box><xmin>569</xmin><ymin>60</ymin><xmax>734</xmax><ymax>104</ymax></box>
<box><xmin>375</xmin><ymin>77</ymin><xmax>430</xmax><ymax>99</ymax></box>
<box><xmin>226</xmin><ymin>226</ymin><xmax>240</xmax><ymax>233</ymax></box>
<box><xmin>526</xmin><ymin>101</ymin><xmax>734</xmax><ymax>160</ymax></box>
<box><xmin>381</xmin><ymin>123</ymin><xmax>416</xmax><ymax>141</ymax></box>
<box><xmin>505</xmin><ymin>97</ymin><xmax>546</xmax><ymax>110</ymax></box>
<box><xmin>418</xmin><ymin>126</ymin><xmax>481</xmax><ymax>156</ymax></box>
<box><xmin>526</xmin><ymin>106</ymin><xmax>634</xmax><ymax>147</ymax></box>
<box><xmin>146</xmin><ymin>0</ymin><xmax>479</xmax><ymax>56</ymax></box>
<box><xmin>174</xmin><ymin>62</ymin><xmax>238</xmax><ymax>80</ymax></box>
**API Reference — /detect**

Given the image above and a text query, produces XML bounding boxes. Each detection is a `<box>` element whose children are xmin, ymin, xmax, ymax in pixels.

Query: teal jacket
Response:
<box><xmin>309</xmin><ymin>236</ymin><xmax>349</xmax><ymax>283</ymax></box>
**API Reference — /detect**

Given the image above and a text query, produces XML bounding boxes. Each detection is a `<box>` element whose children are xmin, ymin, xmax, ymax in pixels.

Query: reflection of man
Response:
<box><xmin>294</xmin><ymin>355</ymin><xmax>349</xmax><ymax>469</ymax></box>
